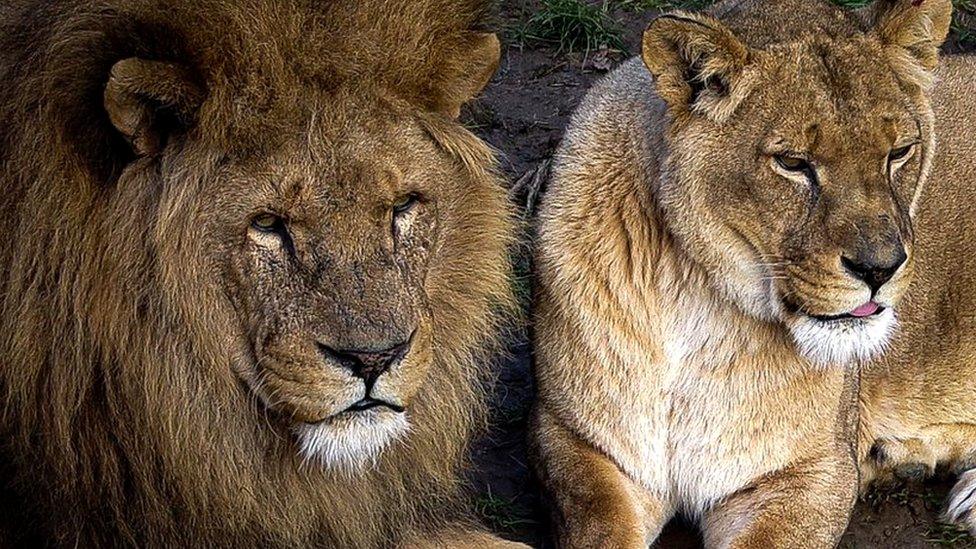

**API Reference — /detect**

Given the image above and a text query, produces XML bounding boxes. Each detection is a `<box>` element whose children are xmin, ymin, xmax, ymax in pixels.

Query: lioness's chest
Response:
<box><xmin>589</xmin><ymin>318</ymin><xmax>844</xmax><ymax>514</ymax></box>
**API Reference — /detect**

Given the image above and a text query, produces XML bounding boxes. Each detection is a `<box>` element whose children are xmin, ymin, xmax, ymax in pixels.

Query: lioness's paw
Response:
<box><xmin>943</xmin><ymin>469</ymin><xmax>976</xmax><ymax>535</ymax></box>
<box><xmin>401</xmin><ymin>530</ymin><xmax>530</xmax><ymax>549</ymax></box>
<box><xmin>870</xmin><ymin>438</ymin><xmax>937</xmax><ymax>480</ymax></box>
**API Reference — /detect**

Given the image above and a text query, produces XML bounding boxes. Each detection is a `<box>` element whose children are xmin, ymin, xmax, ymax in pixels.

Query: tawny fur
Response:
<box><xmin>860</xmin><ymin>52</ymin><xmax>976</xmax><ymax>534</ymax></box>
<box><xmin>0</xmin><ymin>0</ymin><xmax>521</xmax><ymax>547</ymax></box>
<box><xmin>532</xmin><ymin>0</ymin><xmax>975</xmax><ymax>546</ymax></box>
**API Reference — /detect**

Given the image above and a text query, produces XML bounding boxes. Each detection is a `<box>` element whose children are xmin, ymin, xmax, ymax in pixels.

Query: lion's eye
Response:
<box><xmin>775</xmin><ymin>155</ymin><xmax>811</xmax><ymax>173</ymax></box>
<box><xmin>889</xmin><ymin>144</ymin><xmax>914</xmax><ymax>162</ymax></box>
<box><xmin>251</xmin><ymin>214</ymin><xmax>284</xmax><ymax>233</ymax></box>
<box><xmin>393</xmin><ymin>193</ymin><xmax>420</xmax><ymax>215</ymax></box>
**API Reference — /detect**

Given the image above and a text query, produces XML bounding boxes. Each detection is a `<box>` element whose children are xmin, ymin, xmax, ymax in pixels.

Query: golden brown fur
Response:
<box><xmin>860</xmin><ymin>52</ymin><xmax>976</xmax><ymax>533</ymax></box>
<box><xmin>531</xmin><ymin>0</ymin><xmax>970</xmax><ymax>546</ymax></box>
<box><xmin>0</xmin><ymin>0</ymin><xmax>522</xmax><ymax>546</ymax></box>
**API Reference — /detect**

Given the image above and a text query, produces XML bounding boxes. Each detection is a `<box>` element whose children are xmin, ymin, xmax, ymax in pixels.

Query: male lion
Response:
<box><xmin>0</xmin><ymin>0</ymin><xmax>523</xmax><ymax>546</ymax></box>
<box><xmin>532</xmin><ymin>0</ymin><xmax>975</xmax><ymax>546</ymax></box>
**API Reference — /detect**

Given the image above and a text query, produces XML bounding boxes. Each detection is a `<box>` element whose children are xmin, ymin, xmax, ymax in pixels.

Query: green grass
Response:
<box><xmin>614</xmin><ymin>0</ymin><xmax>713</xmax><ymax>10</ymax></box>
<box><xmin>925</xmin><ymin>521</ymin><xmax>976</xmax><ymax>548</ymax></box>
<box><xmin>474</xmin><ymin>489</ymin><xmax>537</xmax><ymax>533</ymax></box>
<box><xmin>953</xmin><ymin>0</ymin><xmax>976</xmax><ymax>44</ymax></box>
<box><xmin>516</xmin><ymin>0</ymin><xmax>625</xmax><ymax>53</ymax></box>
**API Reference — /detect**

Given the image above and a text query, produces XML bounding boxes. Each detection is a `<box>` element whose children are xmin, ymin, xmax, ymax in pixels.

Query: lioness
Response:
<box><xmin>0</xmin><ymin>0</ymin><xmax>522</xmax><ymax>546</ymax></box>
<box><xmin>532</xmin><ymin>0</ymin><xmax>975</xmax><ymax>546</ymax></box>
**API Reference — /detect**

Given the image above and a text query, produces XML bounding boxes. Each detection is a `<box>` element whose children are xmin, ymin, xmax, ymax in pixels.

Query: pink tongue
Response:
<box><xmin>850</xmin><ymin>302</ymin><xmax>880</xmax><ymax>318</ymax></box>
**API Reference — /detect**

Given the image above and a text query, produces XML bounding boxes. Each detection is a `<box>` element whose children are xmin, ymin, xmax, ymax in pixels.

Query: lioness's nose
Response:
<box><xmin>318</xmin><ymin>338</ymin><xmax>412</xmax><ymax>384</ymax></box>
<box><xmin>841</xmin><ymin>243</ymin><xmax>907</xmax><ymax>293</ymax></box>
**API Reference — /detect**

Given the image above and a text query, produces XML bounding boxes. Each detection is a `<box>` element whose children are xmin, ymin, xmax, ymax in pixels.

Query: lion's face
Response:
<box><xmin>215</xmin><ymin>102</ymin><xmax>451</xmax><ymax>467</ymax></box>
<box><xmin>98</xmin><ymin>30</ymin><xmax>504</xmax><ymax>471</ymax></box>
<box><xmin>643</xmin><ymin>1</ymin><xmax>951</xmax><ymax>365</ymax></box>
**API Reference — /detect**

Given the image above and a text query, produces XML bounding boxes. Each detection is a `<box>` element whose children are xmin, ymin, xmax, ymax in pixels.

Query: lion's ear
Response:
<box><xmin>427</xmin><ymin>32</ymin><xmax>501</xmax><ymax>119</ymax></box>
<box><xmin>104</xmin><ymin>58</ymin><xmax>205</xmax><ymax>157</ymax></box>
<box><xmin>642</xmin><ymin>13</ymin><xmax>751</xmax><ymax>122</ymax></box>
<box><xmin>871</xmin><ymin>0</ymin><xmax>953</xmax><ymax>86</ymax></box>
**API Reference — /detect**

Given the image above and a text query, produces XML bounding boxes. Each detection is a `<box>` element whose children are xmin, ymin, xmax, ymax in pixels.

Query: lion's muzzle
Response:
<box><xmin>318</xmin><ymin>333</ymin><xmax>414</xmax><ymax>412</ymax></box>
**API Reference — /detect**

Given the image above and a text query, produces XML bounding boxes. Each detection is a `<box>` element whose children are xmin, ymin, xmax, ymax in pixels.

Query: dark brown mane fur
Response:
<box><xmin>0</xmin><ymin>0</ymin><xmax>512</xmax><ymax>546</ymax></box>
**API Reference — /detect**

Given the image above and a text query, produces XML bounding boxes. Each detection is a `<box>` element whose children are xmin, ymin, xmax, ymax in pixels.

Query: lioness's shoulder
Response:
<box><xmin>536</xmin><ymin>57</ymin><xmax>669</xmax><ymax>278</ymax></box>
<box><xmin>566</xmin><ymin>58</ymin><xmax>655</xmax><ymax>128</ymax></box>
<box><xmin>542</xmin><ymin>59</ymin><xmax>663</xmax><ymax>211</ymax></box>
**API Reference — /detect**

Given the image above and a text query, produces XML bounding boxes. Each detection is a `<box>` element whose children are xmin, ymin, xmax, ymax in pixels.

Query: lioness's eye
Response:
<box><xmin>775</xmin><ymin>155</ymin><xmax>810</xmax><ymax>173</ymax></box>
<box><xmin>251</xmin><ymin>214</ymin><xmax>283</xmax><ymax>233</ymax></box>
<box><xmin>889</xmin><ymin>144</ymin><xmax>914</xmax><ymax>162</ymax></box>
<box><xmin>393</xmin><ymin>193</ymin><xmax>420</xmax><ymax>215</ymax></box>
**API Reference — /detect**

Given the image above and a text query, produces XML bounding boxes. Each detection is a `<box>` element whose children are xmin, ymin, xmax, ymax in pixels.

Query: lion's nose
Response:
<box><xmin>318</xmin><ymin>338</ymin><xmax>412</xmax><ymax>385</ymax></box>
<box><xmin>841</xmin><ymin>243</ymin><xmax>907</xmax><ymax>293</ymax></box>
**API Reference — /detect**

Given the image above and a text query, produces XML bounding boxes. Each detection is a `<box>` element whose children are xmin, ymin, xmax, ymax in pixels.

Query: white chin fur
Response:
<box><xmin>787</xmin><ymin>308</ymin><xmax>897</xmax><ymax>366</ymax></box>
<box><xmin>294</xmin><ymin>409</ymin><xmax>409</xmax><ymax>472</ymax></box>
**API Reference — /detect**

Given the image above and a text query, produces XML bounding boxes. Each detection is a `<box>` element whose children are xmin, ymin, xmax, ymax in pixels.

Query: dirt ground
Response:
<box><xmin>465</xmin><ymin>2</ymin><xmax>976</xmax><ymax>548</ymax></box>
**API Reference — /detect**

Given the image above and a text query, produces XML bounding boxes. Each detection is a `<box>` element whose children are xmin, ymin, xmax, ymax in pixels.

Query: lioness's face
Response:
<box><xmin>645</xmin><ymin>6</ymin><xmax>948</xmax><ymax>365</ymax></box>
<box><xmin>210</xmin><ymin>97</ymin><xmax>472</xmax><ymax>467</ymax></box>
<box><xmin>709</xmin><ymin>42</ymin><xmax>923</xmax><ymax>364</ymax></box>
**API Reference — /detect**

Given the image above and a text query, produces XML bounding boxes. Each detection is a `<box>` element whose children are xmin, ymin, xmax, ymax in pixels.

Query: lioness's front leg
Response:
<box><xmin>531</xmin><ymin>405</ymin><xmax>668</xmax><ymax>548</ymax></box>
<box><xmin>864</xmin><ymin>423</ymin><xmax>976</xmax><ymax>533</ymax></box>
<box><xmin>701</xmin><ymin>457</ymin><xmax>857</xmax><ymax>549</ymax></box>
<box><xmin>400</xmin><ymin>527</ymin><xmax>529</xmax><ymax>548</ymax></box>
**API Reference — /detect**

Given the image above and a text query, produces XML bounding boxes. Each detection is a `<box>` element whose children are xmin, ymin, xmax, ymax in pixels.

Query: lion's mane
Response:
<box><xmin>0</xmin><ymin>0</ymin><xmax>513</xmax><ymax>546</ymax></box>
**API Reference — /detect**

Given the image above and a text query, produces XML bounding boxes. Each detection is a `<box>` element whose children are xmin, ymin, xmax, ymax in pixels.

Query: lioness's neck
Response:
<box><xmin>602</xmin><ymin>105</ymin><xmax>804</xmax><ymax>373</ymax></box>
<box><xmin>632</xmin><ymin>181</ymin><xmax>796</xmax><ymax>371</ymax></box>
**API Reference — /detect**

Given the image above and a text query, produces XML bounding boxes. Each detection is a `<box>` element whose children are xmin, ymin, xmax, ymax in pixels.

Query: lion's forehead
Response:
<box><xmin>217</xmin><ymin>109</ymin><xmax>439</xmax><ymax>191</ymax></box>
<box><xmin>206</xmin><ymin>84</ymin><xmax>429</xmax><ymax>158</ymax></box>
<box><xmin>721</xmin><ymin>0</ymin><xmax>863</xmax><ymax>49</ymax></box>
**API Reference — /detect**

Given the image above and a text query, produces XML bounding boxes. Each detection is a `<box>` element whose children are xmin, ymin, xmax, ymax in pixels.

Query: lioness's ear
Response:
<box><xmin>871</xmin><ymin>0</ymin><xmax>952</xmax><ymax>87</ymax></box>
<box><xmin>104</xmin><ymin>58</ymin><xmax>205</xmax><ymax>156</ymax></box>
<box><xmin>642</xmin><ymin>13</ymin><xmax>751</xmax><ymax>122</ymax></box>
<box><xmin>429</xmin><ymin>32</ymin><xmax>501</xmax><ymax>118</ymax></box>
